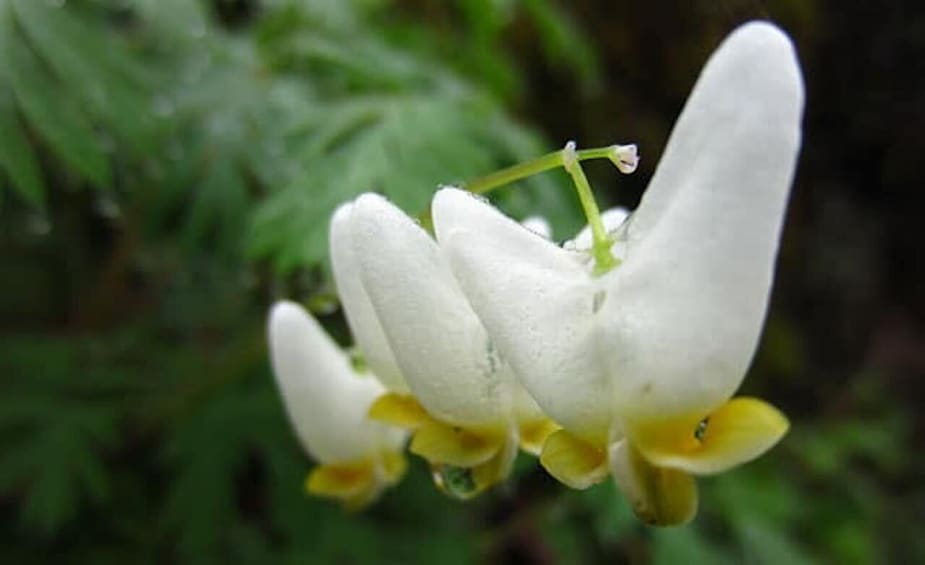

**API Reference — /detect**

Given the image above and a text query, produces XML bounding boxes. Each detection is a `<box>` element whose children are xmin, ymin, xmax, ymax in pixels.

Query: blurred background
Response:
<box><xmin>1</xmin><ymin>0</ymin><xmax>922</xmax><ymax>563</ymax></box>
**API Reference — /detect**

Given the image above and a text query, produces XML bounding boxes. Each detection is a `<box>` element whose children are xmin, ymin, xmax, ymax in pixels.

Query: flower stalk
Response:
<box><xmin>461</xmin><ymin>141</ymin><xmax>637</xmax><ymax>274</ymax></box>
<box><xmin>461</xmin><ymin>144</ymin><xmax>636</xmax><ymax>194</ymax></box>
<box><xmin>561</xmin><ymin>141</ymin><xmax>618</xmax><ymax>275</ymax></box>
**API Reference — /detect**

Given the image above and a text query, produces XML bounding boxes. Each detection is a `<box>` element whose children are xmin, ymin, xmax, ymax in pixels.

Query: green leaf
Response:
<box><xmin>0</xmin><ymin>393</ymin><xmax>117</xmax><ymax>533</ymax></box>
<box><xmin>248</xmin><ymin>92</ymin><xmax>581</xmax><ymax>272</ymax></box>
<box><xmin>12</xmin><ymin>0</ymin><xmax>159</xmax><ymax>153</ymax></box>
<box><xmin>181</xmin><ymin>159</ymin><xmax>249</xmax><ymax>257</ymax></box>
<box><xmin>0</xmin><ymin>11</ymin><xmax>110</xmax><ymax>187</ymax></box>
<box><xmin>0</xmin><ymin>336</ymin><xmax>139</xmax><ymax>535</ymax></box>
<box><xmin>163</xmin><ymin>383</ymin><xmax>292</xmax><ymax>562</ymax></box>
<box><xmin>0</xmin><ymin>87</ymin><xmax>45</xmax><ymax>206</ymax></box>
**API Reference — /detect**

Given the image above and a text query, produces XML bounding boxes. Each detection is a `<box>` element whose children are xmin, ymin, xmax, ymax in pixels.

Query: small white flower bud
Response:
<box><xmin>609</xmin><ymin>144</ymin><xmax>639</xmax><ymax>174</ymax></box>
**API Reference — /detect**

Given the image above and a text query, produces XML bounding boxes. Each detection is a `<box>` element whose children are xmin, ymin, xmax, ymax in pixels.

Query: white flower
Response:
<box><xmin>330</xmin><ymin>204</ymin><xmax>409</xmax><ymax>394</ymax></box>
<box><xmin>335</xmin><ymin>193</ymin><xmax>557</xmax><ymax>499</ymax></box>
<box><xmin>267</xmin><ymin>301</ymin><xmax>407</xmax><ymax>509</ymax></box>
<box><xmin>432</xmin><ymin>22</ymin><xmax>803</xmax><ymax>524</ymax></box>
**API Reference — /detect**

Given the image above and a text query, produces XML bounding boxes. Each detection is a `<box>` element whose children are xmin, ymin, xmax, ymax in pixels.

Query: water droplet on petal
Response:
<box><xmin>432</xmin><ymin>464</ymin><xmax>479</xmax><ymax>500</ymax></box>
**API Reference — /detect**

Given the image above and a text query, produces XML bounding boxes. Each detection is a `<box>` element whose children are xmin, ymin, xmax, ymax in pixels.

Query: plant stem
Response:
<box><xmin>462</xmin><ymin>145</ymin><xmax>622</xmax><ymax>195</ymax></box>
<box><xmin>562</xmin><ymin>142</ymin><xmax>617</xmax><ymax>274</ymax></box>
<box><xmin>458</xmin><ymin>142</ymin><xmax>621</xmax><ymax>274</ymax></box>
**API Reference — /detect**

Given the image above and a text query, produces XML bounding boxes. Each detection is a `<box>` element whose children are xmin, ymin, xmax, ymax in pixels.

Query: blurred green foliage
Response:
<box><xmin>1</xmin><ymin>0</ymin><xmax>922</xmax><ymax>563</ymax></box>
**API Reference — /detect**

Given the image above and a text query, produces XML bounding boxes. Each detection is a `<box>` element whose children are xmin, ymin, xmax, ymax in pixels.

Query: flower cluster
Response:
<box><xmin>267</xmin><ymin>21</ymin><xmax>804</xmax><ymax>525</ymax></box>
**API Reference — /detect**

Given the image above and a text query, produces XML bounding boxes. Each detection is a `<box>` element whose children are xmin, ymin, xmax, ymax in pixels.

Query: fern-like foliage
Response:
<box><xmin>0</xmin><ymin>337</ymin><xmax>122</xmax><ymax>533</ymax></box>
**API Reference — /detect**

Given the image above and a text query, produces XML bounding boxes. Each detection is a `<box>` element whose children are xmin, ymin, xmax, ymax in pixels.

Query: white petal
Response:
<box><xmin>329</xmin><ymin>203</ymin><xmax>408</xmax><ymax>393</ymax></box>
<box><xmin>434</xmin><ymin>188</ymin><xmax>612</xmax><ymax>443</ymax></box>
<box><xmin>521</xmin><ymin>216</ymin><xmax>552</xmax><ymax>240</ymax></box>
<box><xmin>563</xmin><ymin>207</ymin><xmax>630</xmax><ymax>251</ymax></box>
<box><xmin>601</xmin><ymin>22</ymin><xmax>804</xmax><ymax>419</ymax></box>
<box><xmin>267</xmin><ymin>301</ymin><xmax>402</xmax><ymax>463</ymax></box>
<box><xmin>511</xmin><ymin>381</ymin><xmax>547</xmax><ymax>424</ymax></box>
<box><xmin>350</xmin><ymin>193</ymin><xmax>509</xmax><ymax>428</ymax></box>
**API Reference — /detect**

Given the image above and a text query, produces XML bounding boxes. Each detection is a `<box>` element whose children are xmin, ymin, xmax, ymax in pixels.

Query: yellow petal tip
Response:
<box><xmin>610</xmin><ymin>441</ymin><xmax>698</xmax><ymax>527</ymax></box>
<box><xmin>539</xmin><ymin>429</ymin><xmax>608</xmax><ymax>489</ymax></box>
<box><xmin>380</xmin><ymin>450</ymin><xmax>408</xmax><ymax>485</ymax></box>
<box><xmin>410</xmin><ymin>420</ymin><xmax>503</xmax><ymax>468</ymax></box>
<box><xmin>305</xmin><ymin>461</ymin><xmax>378</xmax><ymax>510</ymax></box>
<box><xmin>519</xmin><ymin>418</ymin><xmax>561</xmax><ymax>456</ymax></box>
<box><xmin>633</xmin><ymin>397</ymin><xmax>790</xmax><ymax>475</ymax></box>
<box><xmin>368</xmin><ymin>393</ymin><xmax>430</xmax><ymax>429</ymax></box>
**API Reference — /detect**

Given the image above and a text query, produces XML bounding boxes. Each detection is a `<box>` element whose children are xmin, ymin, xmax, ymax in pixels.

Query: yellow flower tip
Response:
<box><xmin>305</xmin><ymin>460</ymin><xmax>378</xmax><ymax>510</ymax></box>
<box><xmin>368</xmin><ymin>392</ymin><xmax>431</xmax><ymax>429</ymax></box>
<box><xmin>609</xmin><ymin>441</ymin><xmax>698</xmax><ymax>527</ymax></box>
<box><xmin>631</xmin><ymin>397</ymin><xmax>790</xmax><ymax>476</ymax></box>
<box><xmin>379</xmin><ymin>449</ymin><xmax>408</xmax><ymax>486</ymax></box>
<box><xmin>410</xmin><ymin>419</ymin><xmax>504</xmax><ymax>468</ymax></box>
<box><xmin>431</xmin><ymin>436</ymin><xmax>517</xmax><ymax>500</ymax></box>
<box><xmin>539</xmin><ymin>429</ymin><xmax>609</xmax><ymax>490</ymax></box>
<box><xmin>518</xmin><ymin>418</ymin><xmax>561</xmax><ymax>456</ymax></box>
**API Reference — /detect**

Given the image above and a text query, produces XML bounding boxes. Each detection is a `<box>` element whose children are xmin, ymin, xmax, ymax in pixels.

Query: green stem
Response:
<box><xmin>456</xmin><ymin>142</ymin><xmax>623</xmax><ymax>274</ymax></box>
<box><xmin>462</xmin><ymin>145</ymin><xmax>622</xmax><ymax>195</ymax></box>
<box><xmin>561</xmin><ymin>142</ymin><xmax>617</xmax><ymax>274</ymax></box>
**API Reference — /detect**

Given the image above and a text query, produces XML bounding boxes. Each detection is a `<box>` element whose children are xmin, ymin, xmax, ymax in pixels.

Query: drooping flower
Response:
<box><xmin>329</xmin><ymin>203</ymin><xmax>409</xmax><ymax>395</ymax></box>
<box><xmin>432</xmin><ymin>21</ymin><xmax>803</xmax><ymax>524</ymax></box>
<box><xmin>337</xmin><ymin>193</ymin><xmax>558</xmax><ymax>499</ymax></box>
<box><xmin>267</xmin><ymin>301</ymin><xmax>407</xmax><ymax>509</ymax></box>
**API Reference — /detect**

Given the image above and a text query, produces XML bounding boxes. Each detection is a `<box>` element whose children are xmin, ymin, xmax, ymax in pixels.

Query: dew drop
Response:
<box><xmin>432</xmin><ymin>464</ymin><xmax>478</xmax><ymax>500</ymax></box>
<box><xmin>694</xmin><ymin>417</ymin><xmax>709</xmax><ymax>441</ymax></box>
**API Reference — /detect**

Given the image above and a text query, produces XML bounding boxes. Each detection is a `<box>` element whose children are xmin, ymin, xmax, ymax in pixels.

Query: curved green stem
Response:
<box><xmin>562</xmin><ymin>142</ymin><xmax>617</xmax><ymax>275</ymax></box>
<box><xmin>458</xmin><ymin>142</ymin><xmax>627</xmax><ymax>274</ymax></box>
<box><xmin>462</xmin><ymin>146</ymin><xmax>625</xmax><ymax>195</ymax></box>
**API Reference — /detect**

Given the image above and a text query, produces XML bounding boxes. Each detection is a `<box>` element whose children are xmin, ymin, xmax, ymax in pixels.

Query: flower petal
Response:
<box><xmin>410</xmin><ymin>420</ymin><xmax>504</xmax><ymax>467</ymax></box>
<box><xmin>379</xmin><ymin>449</ymin><xmax>409</xmax><ymax>486</ymax></box>
<box><xmin>631</xmin><ymin>397</ymin><xmax>789</xmax><ymax>475</ymax></box>
<box><xmin>330</xmin><ymin>203</ymin><xmax>408</xmax><ymax>393</ymax></box>
<box><xmin>521</xmin><ymin>215</ymin><xmax>552</xmax><ymax>239</ymax></box>
<box><xmin>601</xmin><ymin>22</ymin><xmax>805</xmax><ymax>419</ymax></box>
<box><xmin>350</xmin><ymin>193</ymin><xmax>509</xmax><ymax>427</ymax></box>
<box><xmin>471</xmin><ymin>433</ymin><xmax>519</xmax><ymax>491</ymax></box>
<box><xmin>305</xmin><ymin>460</ymin><xmax>376</xmax><ymax>504</ymax></box>
<box><xmin>267</xmin><ymin>301</ymin><xmax>403</xmax><ymax>463</ymax></box>
<box><xmin>539</xmin><ymin>429</ymin><xmax>609</xmax><ymax>489</ymax></box>
<box><xmin>518</xmin><ymin>418</ymin><xmax>560</xmax><ymax>456</ymax></box>
<box><xmin>434</xmin><ymin>188</ymin><xmax>612</xmax><ymax>443</ymax></box>
<box><xmin>609</xmin><ymin>440</ymin><xmax>698</xmax><ymax>526</ymax></box>
<box><xmin>368</xmin><ymin>392</ymin><xmax>431</xmax><ymax>429</ymax></box>
<box><xmin>508</xmin><ymin>366</ymin><xmax>556</xmax><ymax>455</ymax></box>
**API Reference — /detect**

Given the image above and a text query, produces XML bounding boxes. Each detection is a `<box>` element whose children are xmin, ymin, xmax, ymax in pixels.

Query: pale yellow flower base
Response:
<box><xmin>538</xmin><ymin>396</ymin><xmax>788</xmax><ymax>526</ymax></box>
<box><xmin>369</xmin><ymin>392</ymin><xmax>557</xmax><ymax>499</ymax></box>
<box><xmin>539</xmin><ymin>429</ymin><xmax>608</xmax><ymax>489</ymax></box>
<box><xmin>631</xmin><ymin>397</ymin><xmax>790</xmax><ymax>475</ymax></box>
<box><xmin>305</xmin><ymin>450</ymin><xmax>407</xmax><ymax>511</ymax></box>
